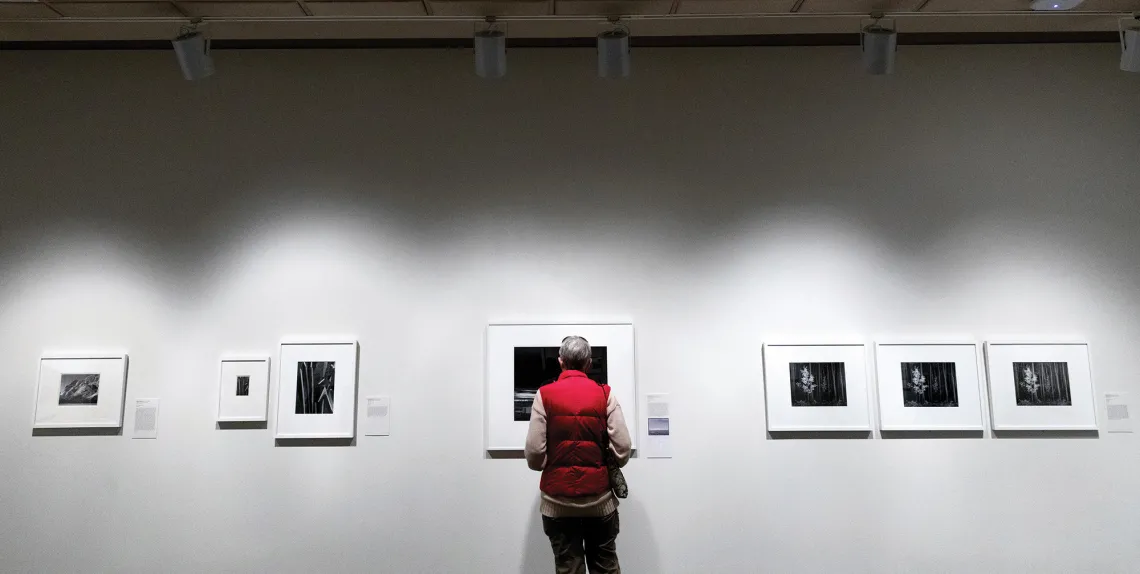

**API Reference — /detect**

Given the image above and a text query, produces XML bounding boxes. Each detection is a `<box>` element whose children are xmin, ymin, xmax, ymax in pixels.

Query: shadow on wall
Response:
<box><xmin>520</xmin><ymin>495</ymin><xmax>661</xmax><ymax>573</ymax></box>
<box><xmin>520</xmin><ymin>497</ymin><xmax>549</xmax><ymax>573</ymax></box>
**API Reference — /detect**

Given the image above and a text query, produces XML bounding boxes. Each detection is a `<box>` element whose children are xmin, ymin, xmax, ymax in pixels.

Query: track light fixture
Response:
<box><xmin>1029</xmin><ymin>0</ymin><xmax>1085</xmax><ymax>10</ymax></box>
<box><xmin>474</xmin><ymin>17</ymin><xmax>507</xmax><ymax>79</ymax></box>
<box><xmin>597</xmin><ymin>19</ymin><xmax>631</xmax><ymax>79</ymax></box>
<box><xmin>1121</xmin><ymin>17</ymin><xmax>1140</xmax><ymax>73</ymax></box>
<box><xmin>171</xmin><ymin>19</ymin><xmax>214</xmax><ymax>81</ymax></box>
<box><xmin>860</xmin><ymin>14</ymin><xmax>897</xmax><ymax>76</ymax></box>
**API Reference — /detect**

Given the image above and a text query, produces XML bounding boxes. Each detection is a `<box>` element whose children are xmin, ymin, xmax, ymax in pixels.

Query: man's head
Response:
<box><xmin>558</xmin><ymin>336</ymin><xmax>592</xmax><ymax>372</ymax></box>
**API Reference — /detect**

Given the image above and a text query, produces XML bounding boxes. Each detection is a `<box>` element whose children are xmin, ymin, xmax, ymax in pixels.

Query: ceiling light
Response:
<box><xmin>598</xmin><ymin>21</ymin><xmax>631</xmax><ymax>79</ymax></box>
<box><xmin>1122</xmin><ymin>18</ymin><xmax>1140</xmax><ymax>73</ymax></box>
<box><xmin>861</xmin><ymin>18</ymin><xmax>897</xmax><ymax>76</ymax></box>
<box><xmin>1029</xmin><ymin>0</ymin><xmax>1084</xmax><ymax>10</ymax></box>
<box><xmin>474</xmin><ymin>19</ymin><xmax>506</xmax><ymax>79</ymax></box>
<box><xmin>171</xmin><ymin>21</ymin><xmax>214</xmax><ymax>81</ymax></box>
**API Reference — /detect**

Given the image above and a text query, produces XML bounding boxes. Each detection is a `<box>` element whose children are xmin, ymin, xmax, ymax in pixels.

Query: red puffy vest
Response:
<box><xmin>539</xmin><ymin>370</ymin><xmax>611</xmax><ymax>498</ymax></box>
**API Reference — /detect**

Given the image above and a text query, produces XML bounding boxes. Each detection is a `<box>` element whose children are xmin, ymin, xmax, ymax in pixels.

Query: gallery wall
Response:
<box><xmin>1</xmin><ymin>44</ymin><xmax>1138</xmax><ymax>573</ymax></box>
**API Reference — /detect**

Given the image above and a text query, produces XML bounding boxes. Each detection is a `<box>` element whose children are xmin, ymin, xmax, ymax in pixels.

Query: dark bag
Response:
<box><xmin>600</xmin><ymin>386</ymin><xmax>629</xmax><ymax>499</ymax></box>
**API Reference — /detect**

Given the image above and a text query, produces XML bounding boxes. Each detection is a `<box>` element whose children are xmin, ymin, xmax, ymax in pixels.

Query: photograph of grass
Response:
<box><xmin>295</xmin><ymin>361</ymin><xmax>335</xmax><ymax>414</ymax></box>
<box><xmin>236</xmin><ymin>375</ymin><xmax>250</xmax><ymax>397</ymax></box>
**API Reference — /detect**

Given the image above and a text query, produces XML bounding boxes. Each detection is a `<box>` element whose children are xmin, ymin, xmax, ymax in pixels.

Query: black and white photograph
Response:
<box><xmin>513</xmin><ymin>346</ymin><xmax>608</xmax><ymax>421</ymax></box>
<box><xmin>58</xmin><ymin>373</ymin><xmax>100</xmax><ymax>405</ymax></box>
<box><xmin>235</xmin><ymin>375</ymin><xmax>250</xmax><ymax>397</ymax></box>
<box><xmin>295</xmin><ymin>361</ymin><xmax>335</xmax><ymax>414</ymax></box>
<box><xmin>1013</xmin><ymin>362</ymin><xmax>1072</xmax><ymax>406</ymax></box>
<box><xmin>789</xmin><ymin>362</ymin><xmax>847</xmax><ymax>407</ymax></box>
<box><xmin>648</xmin><ymin>417</ymin><xmax>670</xmax><ymax>436</ymax></box>
<box><xmin>901</xmin><ymin>362</ymin><xmax>959</xmax><ymax>407</ymax></box>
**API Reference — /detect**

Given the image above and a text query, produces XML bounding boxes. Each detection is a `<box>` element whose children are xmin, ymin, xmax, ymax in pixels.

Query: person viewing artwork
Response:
<box><xmin>524</xmin><ymin>336</ymin><xmax>632</xmax><ymax>574</ymax></box>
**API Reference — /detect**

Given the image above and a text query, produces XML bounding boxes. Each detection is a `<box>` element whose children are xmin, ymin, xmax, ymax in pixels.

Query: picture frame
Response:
<box><xmin>763</xmin><ymin>342</ymin><xmax>872</xmax><ymax>432</ymax></box>
<box><xmin>33</xmin><ymin>353</ymin><xmax>129</xmax><ymax>429</ymax></box>
<box><xmin>217</xmin><ymin>356</ymin><xmax>271</xmax><ymax>423</ymax></box>
<box><xmin>275</xmin><ymin>339</ymin><xmax>359</xmax><ymax>439</ymax></box>
<box><xmin>874</xmin><ymin>341</ymin><xmax>985</xmax><ymax>431</ymax></box>
<box><xmin>485</xmin><ymin>323</ymin><xmax>637</xmax><ymax>451</ymax></box>
<box><xmin>985</xmin><ymin>340</ymin><xmax>1097</xmax><ymax>431</ymax></box>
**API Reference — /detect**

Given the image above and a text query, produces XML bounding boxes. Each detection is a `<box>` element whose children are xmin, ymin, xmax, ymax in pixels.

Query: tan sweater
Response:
<box><xmin>524</xmin><ymin>387</ymin><xmax>632</xmax><ymax>518</ymax></box>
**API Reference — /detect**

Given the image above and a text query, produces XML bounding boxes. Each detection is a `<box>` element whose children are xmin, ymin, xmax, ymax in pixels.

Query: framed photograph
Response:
<box><xmin>985</xmin><ymin>341</ymin><xmax>1097</xmax><ymax>431</ymax></box>
<box><xmin>275</xmin><ymin>340</ymin><xmax>359</xmax><ymax>439</ymax></box>
<box><xmin>763</xmin><ymin>342</ymin><xmax>871</xmax><ymax>432</ymax></box>
<box><xmin>486</xmin><ymin>323</ymin><xmax>637</xmax><ymax>451</ymax></box>
<box><xmin>874</xmin><ymin>341</ymin><xmax>985</xmax><ymax>431</ymax></box>
<box><xmin>33</xmin><ymin>353</ymin><xmax>129</xmax><ymax>429</ymax></box>
<box><xmin>218</xmin><ymin>356</ymin><xmax>271</xmax><ymax>423</ymax></box>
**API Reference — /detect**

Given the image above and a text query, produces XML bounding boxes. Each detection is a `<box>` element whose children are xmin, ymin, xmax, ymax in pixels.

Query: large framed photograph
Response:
<box><xmin>218</xmin><ymin>356</ymin><xmax>271</xmax><ymax>423</ymax></box>
<box><xmin>33</xmin><ymin>353</ymin><xmax>129</xmax><ymax>429</ymax></box>
<box><xmin>763</xmin><ymin>343</ymin><xmax>871</xmax><ymax>432</ymax></box>
<box><xmin>275</xmin><ymin>340</ymin><xmax>359</xmax><ymax>439</ymax></box>
<box><xmin>486</xmin><ymin>323</ymin><xmax>636</xmax><ymax>451</ymax></box>
<box><xmin>874</xmin><ymin>341</ymin><xmax>985</xmax><ymax>431</ymax></box>
<box><xmin>985</xmin><ymin>341</ymin><xmax>1097</xmax><ymax>431</ymax></box>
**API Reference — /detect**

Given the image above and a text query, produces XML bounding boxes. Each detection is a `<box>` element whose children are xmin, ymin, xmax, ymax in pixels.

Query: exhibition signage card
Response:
<box><xmin>1105</xmin><ymin>392</ymin><xmax>1133</xmax><ymax>433</ymax></box>
<box><xmin>645</xmin><ymin>393</ymin><xmax>671</xmax><ymax>458</ymax></box>
<box><xmin>132</xmin><ymin>398</ymin><xmax>160</xmax><ymax>439</ymax></box>
<box><xmin>363</xmin><ymin>396</ymin><xmax>391</xmax><ymax>436</ymax></box>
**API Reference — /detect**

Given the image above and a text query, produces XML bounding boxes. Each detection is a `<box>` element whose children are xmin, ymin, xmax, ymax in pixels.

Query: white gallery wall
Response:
<box><xmin>1</xmin><ymin>44</ymin><xmax>1138</xmax><ymax>573</ymax></box>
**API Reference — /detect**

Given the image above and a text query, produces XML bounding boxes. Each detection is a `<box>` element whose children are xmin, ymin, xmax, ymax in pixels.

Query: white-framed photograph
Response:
<box><xmin>218</xmin><ymin>356</ymin><xmax>271</xmax><ymax>423</ymax></box>
<box><xmin>763</xmin><ymin>342</ymin><xmax>871</xmax><ymax>432</ymax></box>
<box><xmin>985</xmin><ymin>341</ymin><xmax>1097</xmax><ymax>431</ymax></box>
<box><xmin>874</xmin><ymin>341</ymin><xmax>985</xmax><ymax>431</ymax></box>
<box><xmin>33</xmin><ymin>353</ymin><xmax>129</xmax><ymax>429</ymax></box>
<box><xmin>275</xmin><ymin>339</ymin><xmax>359</xmax><ymax>439</ymax></box>
<box><xmin>485</xmin><ymin>323</ymin><xmax>637</xmax><ymax>451</ymax></box>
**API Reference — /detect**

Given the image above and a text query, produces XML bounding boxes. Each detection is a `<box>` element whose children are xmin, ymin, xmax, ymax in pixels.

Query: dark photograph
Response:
<box><xmin>236</xmin><ymin>375</ymin><xmax>250</xmax><ymax>397</ymax></box>
<box><xmin>513</xmin><ymin>346</ymin><xmax>608</xmax><ymax>421</ymax></box>
<box><xmin>58</xmin><ymin>373</ymin><xmax>100</xmax><ymax>405</ymax></box>
<box><xmin>901</xmin><ymin>362</ymin><xmax>959</xmax><ymax>407</ymax></box>
<box><xmin>296</xmin><ymin>361</ymin><xmax>335</xmax><ymax>414</ymax></box>
<box><xmin>1014</xmin><ymin>362</ymin><xmax>1072</xmax><ymax>406</ymax></box>
<box><xmin>789</xmin><ymin>362</ymin><xmax>847</xmax><ymax>407</ymax></box>
<box><xmin>648</xmin><ymin>417</ymin><xmax>670</xmax><ymax>436</ymax></box>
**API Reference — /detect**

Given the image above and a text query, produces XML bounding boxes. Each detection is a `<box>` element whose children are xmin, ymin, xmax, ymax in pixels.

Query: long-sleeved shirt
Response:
<box><xmin>524</xmin><ymin>387</ymin><xmax>632</xmax><ymax>517</ymax></box>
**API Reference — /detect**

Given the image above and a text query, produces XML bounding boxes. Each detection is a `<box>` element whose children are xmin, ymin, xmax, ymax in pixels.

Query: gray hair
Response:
<box><xmin>559</xmin><ymin>336</ymin><xmax>592</xmax><ymax>371</ymax></box>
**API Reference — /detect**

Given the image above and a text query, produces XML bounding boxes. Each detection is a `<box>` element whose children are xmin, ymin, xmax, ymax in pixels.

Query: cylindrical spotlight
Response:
<box><xmin>1121</xmin><ymin>22</ymin><xmax>1140</xmax><ymax>73</ymax></box>
<box><xmin>598</xmin><ymin>29</ymin><xmax>630</xmax><ymax>79</ymax></box>
<box><xmin>1029</xmin><ymin>0</ymin><xmax>1085</xmax><ymax>10</ymax></box>
<box><xmin>171</xmin><ymin>31</ymin><xmax>214</xmax><ymax>81</ymax></box>
<box><xmin>861</xmin><ymin>24</ymin><xmax>897</xmax><ymax>75</ymax></box>
<box><xmin>475</xmin><ymin>30</ymin><xmax>507</xmax><ymax>79</ymax></box>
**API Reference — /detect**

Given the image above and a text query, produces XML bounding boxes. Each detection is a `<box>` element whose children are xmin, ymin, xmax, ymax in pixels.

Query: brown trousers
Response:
<box><xmin>541</xmin><ymin>511</ymin><xmax>621</xmax><ymax>574</ymax></box>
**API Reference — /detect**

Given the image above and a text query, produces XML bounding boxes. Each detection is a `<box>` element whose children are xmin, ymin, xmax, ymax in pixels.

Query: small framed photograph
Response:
<box><xmin>874</xmin><ymin>341</ymin><xmax>985</xmax><ymax>431</ymax></box>
<box><xmin>275</xmin><ymin>339</ymin><xmax>359</xmax><ymax>439</ymax></box>
<box><xmin>985</xmin><ymin>341</ymin><xmax>1097</xmax><ymax>431</ymax></box>
<box><xmin>485</xmin><ymin>323</ymin><xmax>637</xmax><ymax>451</ymax></box>
<box><xmin>763</xmin><ymin>342</ymin><xmax>871</xmax><ymax>432</ymax></box>
<box><xmin>34</xmin><ymin>353</ymin><xmax>129</xmax><ymax>429</ymax></box>
<box><xmin>218</xmin><ymin>356</ymin><xmax>271</xmax><ymax>423</ymax></box>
